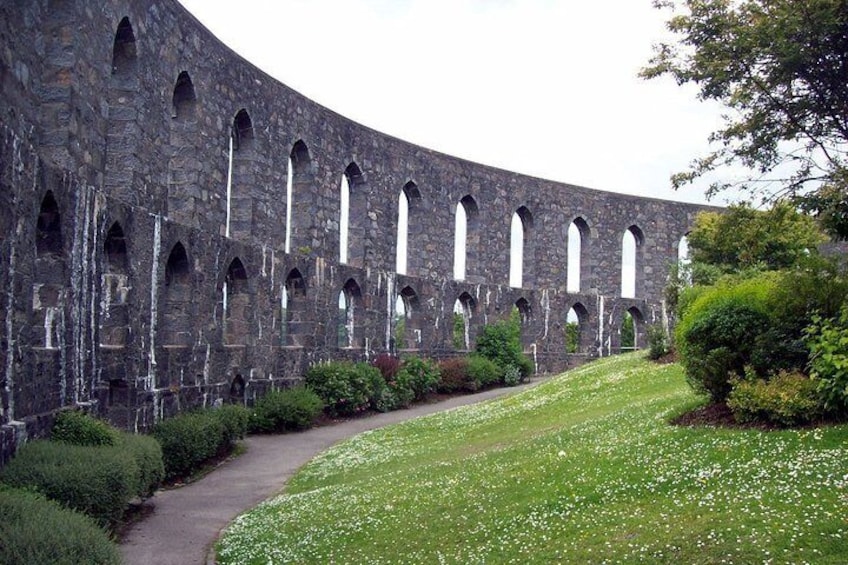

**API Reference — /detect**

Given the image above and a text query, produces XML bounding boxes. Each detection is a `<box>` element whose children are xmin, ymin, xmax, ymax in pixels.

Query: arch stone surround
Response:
<box><xmin>0</xmin><ymin>0</ymin><xmax>716</xmax><ymax>461</ymax></box>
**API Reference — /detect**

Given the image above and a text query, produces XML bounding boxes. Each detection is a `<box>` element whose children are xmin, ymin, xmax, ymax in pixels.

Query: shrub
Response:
<box><xmin>214</xmin><ymin>404</ymin><xmax>250</xmax><ymax>445</ymax></box>
<box><xmin>51</xmin><ymin>410</ymin><xmax>117</xmax><ymax>447</ymax></box>
<box><xmin>476</xmin><ymin>319</ymin><xmax>534</xmax><ymax>380</ymax></box>
<box><xmin>727</xmin><ymin>371</ymin><xmax>823</xmax><ymax>426</ymax></box>
<box><xmin>646</xmin><ymin>323</ymin><xmax>670</xmax><ymax>361</ymax></box>
<box><xmin>152</xmin><ymin>411</ymin><xmax>226</xmax><ymax>481</ymax></box>
<box><xmin>806</xmin><ymin>305</ymin><xmax>848</xmax><ymax>413</ymax></box>
<box><xmin>437</xmin><ymin>358</ymin><xmax>477</xmax><ymax>393</ymax></box>
<box><xmin>398</xmin><ymin>357</ymin><xmax>441</xmax><ymax>400</ymax></box>
<box><xmin>0</xmin><ymin>441</ymin><xmax>137</xmax><ymax>528</ymax></box>
<box><xmin>372</xmin><ymin>353</ymin><xmax>401</xmax><ymax>381</ymax></box>
<box><xmin>0</xmin><ymin>486</ymin><xmax>121</xmax><ymax>565</ymax></box>
<box><xmin>249</xmin><ymin>387</ymin><xmax>324</xmax><ymax>433</ymax></box>
<box><xmin>676</xmin><ymin>274</ymin><xmax>775</xmax><ymax>401</ymax></box>
<box><xmin>305</xmin><ymin>361</ymin><xmax>379</xmax><ymax>416</ymax></box>
<box><xmin>467</xmin><ymin>355</ymin><xmax>503</xmax><ymax>388</ymax></box>
<box><xmin>503</xmin><ymin>365</ymin><xmax>522</xmax><ymax>387</ymax></box>
<box><xmin>116</xmin><ymin>432</ymin><xmax>164</xmax><ymax>498</ymax></box>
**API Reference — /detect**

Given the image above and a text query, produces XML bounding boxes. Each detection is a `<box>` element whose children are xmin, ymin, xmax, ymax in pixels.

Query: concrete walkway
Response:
<box><xmin>119</xmin><ymin>380</ymin><xmax>544</xmax><ymax>565</ymax></box>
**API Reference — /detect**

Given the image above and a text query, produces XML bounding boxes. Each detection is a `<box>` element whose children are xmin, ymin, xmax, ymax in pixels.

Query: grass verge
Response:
<box><xmin>216</xmin><ymin>354</ymin><xmax>848</xmax><ymax>564</ymax></box>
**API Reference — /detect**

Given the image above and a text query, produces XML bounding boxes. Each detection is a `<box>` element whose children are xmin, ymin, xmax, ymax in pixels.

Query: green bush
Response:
<box><xmin>467</xmin><ymin>355</ymin><xmax>504</xmax><ymax>388</ymax></box>
<box><xmin>727</xmin><ymin>371</ymin><xmax>823</xmax><ymax>426</ymax></box>
<box><xmin>249</xmin><ymin>387</ymin><xmax>324</xmax><ymax>433</ymax></box>
<box><xmin>116</xmin><ymin>432</ymin><xmax>164</xmax><ymax>498</ymax></box>
<box><xmin>51</xmin><ymin>410</ymin><xmax>117</xmax><ymax>447</ymax></box>
<box><xmin>398</xmin><ymin>357</ymin><xmax>441</xmax><ymax>400</ymax></box>
<box><xmin>476</xmin><ymin>319</ymin><xmax>534</xmax><ymax>380</ymax></box>
<box><xmin>0</xmin><ymin>441</ymin><xmax>137</xmax><ymax>528</ymax></box>
<box><xmin>0</xmin><ymin>486</ymin><xmax>121</xmax><ymax>565</ymax></box>
<box><xmin>503</xmin><ymin>365</ymin><xmax>522</xmax><ymax>387</ymax></box>
<box><xmin>437</xmin><ymin>358</ymin><xmax>478</xmax><ymax>393</ymax></box>
<box><xmin>152</xmin><ymin>411</ymin><xmax>227</xmax><ymax>481</ymax></box>
<box><xmin>214</xmin><ymin>404</ymin><xmax>250</xmax><ymax>445</ymax></box>
<box><xmin>646</xmin><ymin>323</ymin><xmax>670</xmax><ymax>361</ymax></box>
<box><xmin>305</xmin><ymin>361</ymin><xmax>379</xmax><ymax>416</ymax></box>
<box><xmin>676</xmin><ymin>274</ymin><xmax>776</xmax><ymax>401</ymax></box>
<box><xmin>806</xmin><ymin>305</ymin><xmax>848</xmax><ymax>413</ymax></box>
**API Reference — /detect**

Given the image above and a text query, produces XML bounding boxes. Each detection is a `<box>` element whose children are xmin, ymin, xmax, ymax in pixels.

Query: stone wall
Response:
<box><xmin>0</xmin><ymin>0</ymin><xmax>715</xmax><ymax>463</ymax></box>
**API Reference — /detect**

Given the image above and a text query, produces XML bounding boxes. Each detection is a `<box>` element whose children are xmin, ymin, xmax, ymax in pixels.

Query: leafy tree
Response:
<box><xmin>642</xmin><ymin>0</ymin><xmax>848</xmax><ymax>237</ymax></box>
<box><xmin>687</xmin><ymin>202</ymin><xmax>826</xmax><ymax>276</ymax></box>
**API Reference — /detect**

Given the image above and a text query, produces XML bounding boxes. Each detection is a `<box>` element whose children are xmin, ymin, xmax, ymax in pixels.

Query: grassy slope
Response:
<box><xmin>217</xmin><ymin>354</ymin><xmax>848</xmax><ymax>564</ymax></box>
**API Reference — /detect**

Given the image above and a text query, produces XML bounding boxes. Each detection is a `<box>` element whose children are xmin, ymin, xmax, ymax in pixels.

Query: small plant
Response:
<box><xmin>503</xmin><ymin>365</ymin><xmax>522</xmax><ymax>387</ymax></box>
<box><xmin>436</xmin><ymin>358</ymin><xmax>477</xmax><ymax>393</ymax></box>
<box><xmin>806</xmin><ymin>305</ymin><xmax>848</xmax><ymax>414</ymax></box>
<box><xmin>0</xmin><ymin>441</ymin><xmax>139</xmax><ymax>529</ymax></box>
<box><xmin>117</xmin><ymin>432</ymin><xmax>164</xmax><ymax>498</ymax></box>
<box><xmin>305</xmin><ymin>361</ymin><xmax>379</xmax><ymax>416</ymax></box>
<box><xmin>249</xmin><ymin>387</ymin><xmax>324</xmax><ymax>433</ymax></box>
<box><xmin>152</xmin><ymin>411</ymin><xmax>227</xmax><ymax>481</ymax></box>
<box><xmin>214</xmin><ymin>404</ymin><xmax>251</xmax><ymax>445</ymax></box>
<box><xmin>372</xmin><ymin>353</ymin><xmax>401</xmax><ymax>381</ymax></box>
<box><xmin>466</xmin><ymin>355</ymin><xmax>503</xmax><ymax>389</ymax></box>
<box><xmin>51</xmin><ymin>410</ymin><xmax>118</xmax><ymax>446</ymax></box>
<box><xmin>476</xmin><ymin>318</ymin><xmax>534</xmax><ymax>379</ymax></box>
<box><xmin>0</xmin><ymin>486</ymin><xmax>121</xmax><ymax>564</ymax></box>
<box><xmin>398</xmin><ymin>357</ymin><xmax>441</xmax><ymax>401</ymax></box>
<box><xmin>727</xmin><ymin>370</ymin><xmax>823</xmax><ymax>426</ymax></box>
<box><xmin>646</xmin><ymin>323</ymin><xmax>670</xmax><ymax>361</ymax></box>
<box><xmin>565</xmin><ymin>322</ymin><xmax>580</xmax><ymax>354</ymax></box>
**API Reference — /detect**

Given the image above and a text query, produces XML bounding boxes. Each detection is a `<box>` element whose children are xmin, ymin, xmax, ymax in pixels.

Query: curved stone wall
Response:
<box><xmin>0</xmin><ymin>0</ymin><xmax>713</xmax><ymax>460</ymax></box>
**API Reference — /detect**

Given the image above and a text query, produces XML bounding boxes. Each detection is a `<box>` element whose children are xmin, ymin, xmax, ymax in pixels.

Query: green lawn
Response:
<box><xmin>216</xmin><ymin>354</ymin><xmax>848</xmax><ymax>564</ymax></box>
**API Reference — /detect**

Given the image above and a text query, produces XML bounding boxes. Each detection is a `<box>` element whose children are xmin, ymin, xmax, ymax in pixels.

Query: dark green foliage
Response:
<box><xmin>621</xmin><ymin>312</ymin><xmax>635</xmax><ymax>350</ymax></box>
<box><xmin>0</xmin><ymin>486</ymin><xmax>121</xmax><ymax>565</ymax></box>
<box><xmin>116</xmin><ymin>432</ymin><xmax>164</xmax><ymax>498</ymax></box>
<box><xmin>249</xmin><ymin>387</ymin><xmax>324</xmax><ymax>433</ymax></box>
<box><xmin>646</xmin><ymin>324</ymin><xmax>670</xmax><ymax>361</ymax></box>
<box><xmin>476</xmin><ymin>318</ymin><xmax>534</xmax><ymax>380</ymax></box>
<box><xmin>452</xmin><ymin>312</ymin><xmax>466</xmax><ymax>349</ymax></box>
<box><xmin>305</xmin><ymin>361</ymin><xmax>379</xmax><ymax>416</ymax></box>
<box><xmin>436</xmin><ymin>358</ymin><xmax>478</xmax><ymax>393</ymax></box>
<box><xmin>728</xmin><ymin>371</ymin><xmax>822</xmax><ymax>427</ymax></box>
<box><xmin>642</xmin><ymin>0</ymin><xmax>848</xmax><ymax>232</ymax></box>
<box><xmin>51</xmin><ymin>410</ymin><xmax>117</xmax><ymax>447</ymax></box>
<box><xmin>466</xmin><ymin>355</ymin><xmax>503</xmax><ymax>389</ymax></box>
<box><xmin>398</xmin><ymin>356</ymin><xmax>441</xmax><ymax>400</ymax></box>
<box><xmin>0</xmin><ymin>441</ymin><xmax>137</xmax><ymax>528</ymax></box>
<box><xmin>214</xmin><ymin>404</ymin><xmax>250</xmax><ymax>445</ymax></box>
<box><xmin>152</xmin><ymin>411</ymin><xmax>227</xmax><ymax>481</ymax></box>
<box><xmin>806</xmin><ymin>305</ymin><xmax>848</xmax><ymax>413</ymax></box>
<box><xmin>565</xmin><ymin>322</ymin><xmax>579</xmax><ymax>354</ymax></box>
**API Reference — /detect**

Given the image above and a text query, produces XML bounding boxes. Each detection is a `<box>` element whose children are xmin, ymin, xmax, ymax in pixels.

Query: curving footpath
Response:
<box><xmin>119</xmin><ymin>379</ymin><xmax>546</xmax><ymax>565</ymax></box>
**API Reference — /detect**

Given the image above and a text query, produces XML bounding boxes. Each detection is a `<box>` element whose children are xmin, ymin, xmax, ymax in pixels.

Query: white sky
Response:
<box><xmin>178</xmin><ymin>0</ymin><xmax>740</xmax><ymax>205</ymax></box>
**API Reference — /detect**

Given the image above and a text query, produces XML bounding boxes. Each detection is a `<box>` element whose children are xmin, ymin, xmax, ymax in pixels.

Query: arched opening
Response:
<box><xmin>229</xmin><ymin>373</ymin><xmax>245</xmax><ymax>403</ymax></box>
<box><xmin>36</xmin><ymin>191</ymin><xmax>62</xmax><ymax>256</ymax></box>
<box><xmin>452</xmin><ymin>292</ymin><xmax>476</xmax><ymax>350</ymax></box>
<box><xmin>340</xmin><ymin>163</ymin><xmax>367</xmax><ymax>267</ymax></box>
<box><xmin>677</xmin><ymin>234</ymin><xmax>692</xmax><ymax>285</ymax></box>
<box><xmin>286</xmin><ymin>140</ymin><xmax>312</xmax><ymax>254</ymax></box>
<box><xmin>510</xmin><ymin>206</ymin><xmax>533</xmax><ymax>288</ymax></box>
<box><xmin>338</xmin><ymin>278</ymin><xmax>362</xmax><ymax>348</ymax></box>
<box><xmin>514</xmin><ymin>297</ymin><xmax>532</xmax><ymax>350</ymax></box>
<box><xmin>282</xmin><ymin>268</ymin><xmax>306</xmax><ymax>346</ymax></box>
<box><xmin>227</xmin><ymin>109</ymin><xmax>255</xmax><ymax>239</ymax></box>
<box><xmin>224</xmin><ymin>258</ymin><xmax>249</xmax><ymax>345</ymax></box>
<box><xmin>567</xmin><ymin>217</ymin><xmax>589</xmax><ymax>293</ymax></box>
<box><xmin>454</xmin><ymin>195</ymin><xmax>480</xmax><ymax>281</ymax></box>
<box><xmin>565</xmin><ymin>302</ymin><xmax>590</xmax><ymax>355</ymax></box>
<box><xmin>620</xmin><ymin>307</ymin><xmax>645</xmax><ymax>352</ymax></box>
<box><xmin>111</xmin><ymin>17</ymin><xmax>137</xmax><ymax>76</ymax></box>
<box><xmin>621</xmin><ymin>225</ymin><xmax>644</xmax><ymax>298</ymax></box>
<box><xmin>171</xmin><ymin>71</ymin><xmax>196</xmax><ymax>120</ymax></box>
<box><xmin>33</xmin><ymin>191</ymin><xmax>65</xmax><ymax>349</ymax></box>
<box><xmin>396</xmin><ymin>181</ymin><xmax>422</xmax><ymax>275</ymax></box>
<box><xmin>100</xmin><ymin>222</ymin><xmax>129</xmax><ymax>347</ymax></box>
<box><xmin>395</xmin><ymin>285</ymin><xmax>421</xmax><ymax>350</ymax></box>
<box><xmin>163</xmin><ymin>242</ymin><xmax>191</xmax><ymax>346</ymax></box>
<box><xmin>396</xmin><ymin>190</ymin><xmax>409</xmax><ymax>275</ymax></box>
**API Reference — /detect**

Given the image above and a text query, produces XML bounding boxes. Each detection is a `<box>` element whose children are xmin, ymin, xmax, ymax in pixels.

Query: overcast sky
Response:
<box><xmin>177</xmin><ymin>0</ymin><xmax>740</xmax><ymax>205</ymax></box>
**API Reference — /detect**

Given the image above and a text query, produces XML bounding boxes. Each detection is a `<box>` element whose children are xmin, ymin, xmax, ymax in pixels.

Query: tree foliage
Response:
<box><xmin>687</xmin><ymin>202</ymin><xmax>826</xmax><ymax>276</ymax></box>
<box><xmin>642</xmin><ymin>0</ymin><xmax>848</xmax><ymax>237</ymax></box>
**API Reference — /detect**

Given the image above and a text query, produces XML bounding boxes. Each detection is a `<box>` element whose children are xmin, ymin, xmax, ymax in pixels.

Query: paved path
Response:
<box><xmin>120</xmin><ymin>380</ymin><xmax>545</xmax><ymax>565</ymax></box>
